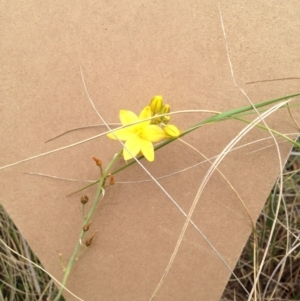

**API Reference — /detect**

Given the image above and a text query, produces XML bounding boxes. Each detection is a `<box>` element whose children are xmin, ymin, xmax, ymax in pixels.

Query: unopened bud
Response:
<box><xmin>160</xmin><ymin>104</ymin><xmax>171</xmax><ymax>123</ymax></box>
<box><xmin>150</xmin><ymin>95</ymin><xmax>163</xmax><ymax>114</ymax></box>
<box><xmin>160</xmin><ymin>104</ymin><xmax>170</xmax><ymax>114</ymax></box>
<box><xmin>162</xmin><ymin>115</ymin><xmax>171</xmax><ymax>123</ymax></box>
<box><xmin>164</xmin><ymin>124</ymin><xmax>181</xmax><ymax>138</ymax></box>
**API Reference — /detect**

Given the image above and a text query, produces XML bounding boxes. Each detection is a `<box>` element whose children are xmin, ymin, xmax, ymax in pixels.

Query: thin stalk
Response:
<box><xmin>54</xmin><ymin>151</ymin><xmax>122</xmax><ymax>301</ymax></box>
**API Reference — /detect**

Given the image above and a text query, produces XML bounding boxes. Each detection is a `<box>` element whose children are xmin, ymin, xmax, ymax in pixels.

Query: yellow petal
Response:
<box><xmin>107</xmin><ymin>128</ymin><xmax>136</xmax><ymax>140</ymax></box>
<box><xmin>142</xmin><ymin>125</ymin><xmax>166</xmax><ymax>142</ymax></box>
<box><xmin>140</xmin><ymin>138</ymin><xmax>154</xmax><ymax>162</ymax></box>
<box><xmin>123</xmin><ymin>137</ymin><xmax>141</xmax><ymax>160</ymax></box>
<box><xmin>138</xmin><ymin>106</ymin><xmax>151</xmax><ymax>128</ymax></box>
<box><xmin>120</xmin><ymin>110</ymin><xmax>138</xmax><ymax>125</ymax></box>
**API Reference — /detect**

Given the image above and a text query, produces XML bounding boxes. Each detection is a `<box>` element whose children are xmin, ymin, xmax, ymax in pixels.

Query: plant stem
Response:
<box><xmin>54</xmin><ymin>151</ymin><xmax>122</xmax><ymax>301</ymax></box>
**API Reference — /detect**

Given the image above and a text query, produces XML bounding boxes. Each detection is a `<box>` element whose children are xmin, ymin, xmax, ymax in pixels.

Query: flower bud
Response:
<box><xmin>150</xmin><ymin>95</ymin><xmax>163</xmax><ymax>114</ymax></box>
<box><xmin>160</xmin><ymin>104</ymin><xmax>170</xmax><ymax>114</ymax></box>
<box><xmin>160</xmin><ymin>104</ymin><xmax>171</xmax><ymax>123</ymax></box>
<box><xmin>162</xmin><ymin>115</ymin><xmax>171</xmax><ymax>123</ymax></box>
<box><xmin>164</xmin><ymin>124</ymin><xmax>180</xmax><ymax>138</ymax></box>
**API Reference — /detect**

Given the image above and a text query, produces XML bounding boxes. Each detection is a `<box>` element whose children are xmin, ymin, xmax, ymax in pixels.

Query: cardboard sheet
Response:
<box><xmin>1</xmin><ymin>1</ymin><xmax>300</xmax><ymax>300</ymax></box>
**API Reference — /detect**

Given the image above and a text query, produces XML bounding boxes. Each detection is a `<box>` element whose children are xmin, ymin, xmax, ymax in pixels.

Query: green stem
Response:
<box><xmin>54</xmin><ymin>151</ymin><xmax>122</xmax><ymax>301</ymax></box>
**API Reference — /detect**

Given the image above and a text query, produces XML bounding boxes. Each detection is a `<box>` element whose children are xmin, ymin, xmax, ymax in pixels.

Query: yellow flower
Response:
<box><xmin>107</xmin><ymin>106</ymin><xmax>166</xmax><ymax>162</ymax></box>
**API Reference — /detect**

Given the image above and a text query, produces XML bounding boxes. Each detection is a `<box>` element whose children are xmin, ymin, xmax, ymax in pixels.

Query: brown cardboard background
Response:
<box><xmin>1</xmin><ymin>1</ymin><xmax>300</xmax><ymax>300</ymax></box>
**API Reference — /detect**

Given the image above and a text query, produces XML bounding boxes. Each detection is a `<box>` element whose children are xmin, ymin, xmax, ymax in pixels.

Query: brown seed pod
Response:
<box><xmin>92</xmin><ymin>156</ymin><xmax>102</xmax><ymax>166</ymax></box>
<box><xmin>83</xmin><ymin>221</ymin><xmax>92</xmax><ymax>231</ymax></box>
<box><xmin>85</xmin><ymin>231</ymin><xmax>98</xmax><ymax>247</ymax></box>
<box><xmin>109</xmin><ymin>174</ymin><xmax>115</xmax><ymax>185</ymax></box>
<box><xmin>80</xmin><ymin>195</ymin><xmax>89</xmax><ymax>204</ymax></box>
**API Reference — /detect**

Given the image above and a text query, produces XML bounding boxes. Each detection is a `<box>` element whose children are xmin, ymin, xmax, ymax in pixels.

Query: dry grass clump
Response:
<box><xmin>0</xmin><ymin>205</ymin><xmax>64</xmax><ymax>301</ymax></box>
<box><xmin>221</xmin><ymin>145</ymin><xmax>300</xmax><ymax>301</ymax></box>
